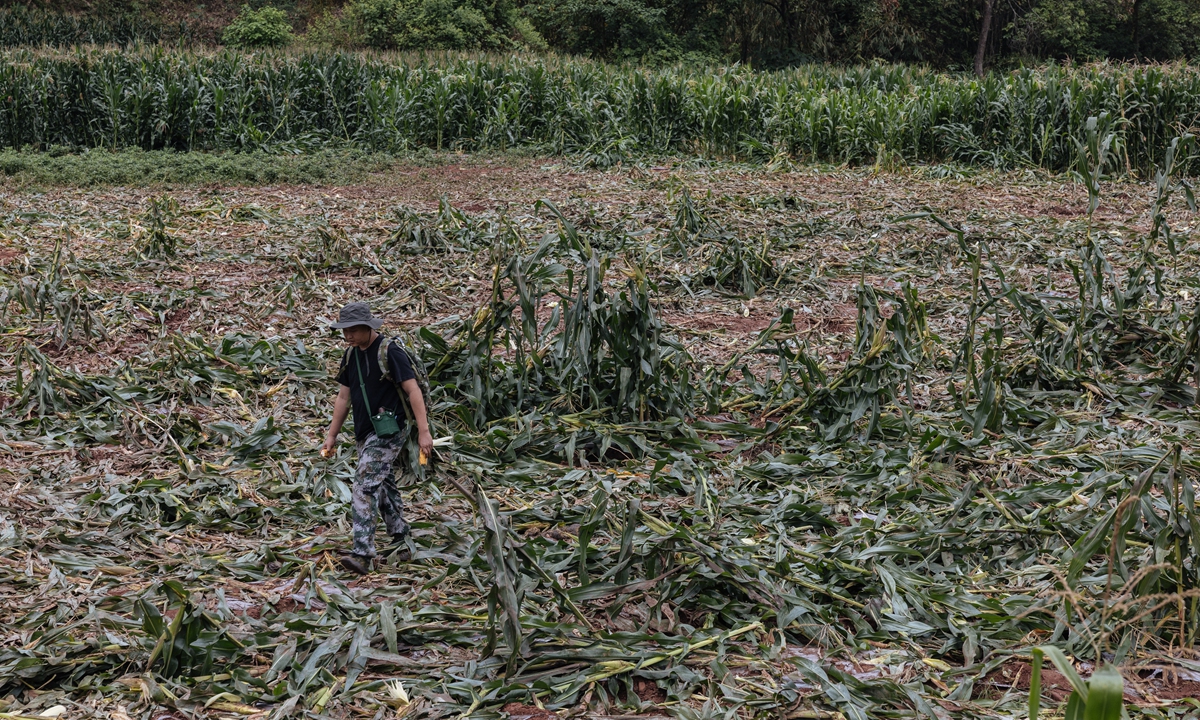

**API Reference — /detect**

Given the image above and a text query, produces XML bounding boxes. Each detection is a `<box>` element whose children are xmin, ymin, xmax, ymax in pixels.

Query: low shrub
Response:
<box><xmin>222</xmin><ymin>5</ymin><xmax>293</xmax><ymax>49</ymax></box>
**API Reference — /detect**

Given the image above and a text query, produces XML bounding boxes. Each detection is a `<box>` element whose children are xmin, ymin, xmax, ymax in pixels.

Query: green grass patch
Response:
<box><xmin>0</xmin><ymin>147</ymin><xmax>436</xmax><ymax>187</ymax></box>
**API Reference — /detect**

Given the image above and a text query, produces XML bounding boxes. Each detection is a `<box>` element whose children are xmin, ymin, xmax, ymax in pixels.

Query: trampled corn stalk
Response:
<box><xmin>702</xmin><ymin>307</ymin><xmax>821</xmax><ymax>417</ymax></box>
<box><xmin>1019</xmin><ymin>447</ymin><xmax>1200</xmax><ymax>657</ymax></box>
<box><xmin>12</xmin><ymin>342</ymin><xmax>108</xmax><ymax>416</ymax></box>
<box><xmin>664</xmin><ymin>188</ymin><xmax>787</xmax><ymax>297</ymax></box>
<box><xmin>697</xmin><ymin>232</ymin><xmax>784</xmax><ymax>298</ymax></box>
<box><xmin>906</xmin><ymin>148</ymin><xmax>1199</xmax><ymax>405</ymax></box>
<box><xmin>418</xmin><ymin>215</ymin><xmax>692</xmax><ymax>441</ymax></box>
<box><xmin>972</xmin><ymin>228</ymin><xmax>1192</xmax><ymax>398</ymax></box>
<box><xmin>3</xmin><ymin>239</ymin><xmax>105</xmax><ymax>347</ymax></box>
<box><xmin>477</xmin><ymin>487</ymin><xmax>527</xmax><ymax>673</ymax></box>
<box><xmin>136</xmin><ymin>581</ymin><xmax>241</xmax><ymax>678</ymax></box>
<box><xmin>12</xmin><ymin>144</ymin><xmax>1200</xmax><ymax>720</ymax></box>
<box><xmin>388</xmin><ymin>196</ymin><xmax>483</xmax><ymax>254</ymax></box>
<box><xmin>754</xmin><ymin>282</ymin><xmax>931</xmax><ymax>441</ymax></box>
<box><xmin>309</xmin><ymin>222</ymin><xmax>390</xmax><ymax>276</ymax></box>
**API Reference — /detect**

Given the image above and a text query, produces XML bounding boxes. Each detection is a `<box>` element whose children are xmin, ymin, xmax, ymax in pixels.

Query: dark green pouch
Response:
<box><xmin>370</xmin><ymin>407</ymin><xmax>401</xmax><ymax>438</ymax></box>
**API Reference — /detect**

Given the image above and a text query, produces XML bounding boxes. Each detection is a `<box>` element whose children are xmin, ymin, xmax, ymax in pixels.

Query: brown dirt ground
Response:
<box><xmin>987</xmin><ymin>661</ymin><xmax>1076</xmax><ymax>702</ymax></box>
<box><xmin>1151</xmin><ymin>681</ymin><xmax>1200</xmax><ymax>700</ymax></box>
<box><xmin>502</xmin><ymin>702</ymin><xmax>558</xmax><ymax>720</ymax></box>
<box><xmin>5</xmin><ymin>160</ymin><xmax>1152</xmax><ymax>227</ymax></box>
<box><xmin>985</xmin><ymin>659</ymin><xmax>1200</xmax><ymax>704</ymax></box>
<box><xmin>632</xmin><ymin>678</ymin><xmax>667</xmax><ymax>705</ymax></box>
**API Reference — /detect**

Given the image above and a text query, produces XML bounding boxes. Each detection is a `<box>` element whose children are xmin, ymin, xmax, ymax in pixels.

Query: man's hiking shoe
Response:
<box><xmin>339</xmin><ymin>553</ymin><xmax>371</xmax><ymax>575</ymax></box>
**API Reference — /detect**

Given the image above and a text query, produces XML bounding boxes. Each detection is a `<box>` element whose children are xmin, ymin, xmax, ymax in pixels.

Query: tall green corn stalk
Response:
<box><xmin>0</xmin><ymin>6</ymin><xmax>177</xmax><ymax>48</ymax></box>
<box><xmin>1029</xmin><ymin>647</ymin><xmax>1124</xmax><ymax>720</ymax></box>
<box><xmin>1072</xmin><ymin>114</ymin><xmax>1124</xmax><ymax>223</ymax></box>
<box><xmin>3</xmin><ymin>51</ymin><xmax>1200</xmax><ymax>174</ymax></box>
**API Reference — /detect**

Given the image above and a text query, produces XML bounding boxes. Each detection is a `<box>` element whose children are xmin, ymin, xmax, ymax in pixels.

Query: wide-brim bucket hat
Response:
<box><xmin>330</xmin><ymin>302</ymin><xmax>383</xmax><ymax>329</ymax></box>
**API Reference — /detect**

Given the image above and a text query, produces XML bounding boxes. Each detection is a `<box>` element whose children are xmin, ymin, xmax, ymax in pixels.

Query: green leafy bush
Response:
<box><xmin>346</xmin><ymin>0</ymin><xmax>538</xmax><ymax>50</ymax></box>
<box><xmin>302</xmin><ymin>9</ymin><xmax>360</xmax><ymax>49</ymax></box>
<box><xmin>222</xmin><ymin>5</ymin><xmax>293</xmax><ymax>49</ymax></box>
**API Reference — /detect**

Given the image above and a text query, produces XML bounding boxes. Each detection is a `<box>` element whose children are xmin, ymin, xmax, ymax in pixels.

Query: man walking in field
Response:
<box><xmin>321</xmin><ymin>302</ymin><xmax>434</xmax><ymax>575</ymax></box>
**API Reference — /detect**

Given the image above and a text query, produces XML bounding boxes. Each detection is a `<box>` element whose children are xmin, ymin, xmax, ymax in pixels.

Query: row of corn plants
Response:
<box><xmin>2</xmin><ymin>50</ymin><xmax>1200</xmax><ymax>173</ymax></box>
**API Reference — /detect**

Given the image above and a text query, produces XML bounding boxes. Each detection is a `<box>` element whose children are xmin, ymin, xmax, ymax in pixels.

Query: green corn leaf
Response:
<box><xmin>1083</xmin><ymin>664</ymin><xmax>1124</xmax><ymax>720</ymax></box>
<box><xmin>1037</xmin><ymin>647</ymin><xmax>1089</xmax><ymax>701</ymax></box>
<box><xmin>1065</xmin><ymin>692</ymin><xmax>1085</xmax><ymax>720</ymax></box>
<box><xmin>379</xmin><ymin>601</ymin><xmax>398</xmax><ymax>655</ymax></box>
<box><xmin>1029</xmin><ymin>648</ymin><xmax>1042</xmax><ymax>720</ymax></box>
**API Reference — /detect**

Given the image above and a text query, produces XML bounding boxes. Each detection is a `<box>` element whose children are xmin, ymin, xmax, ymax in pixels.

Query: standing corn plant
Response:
<box><xmin>135</xmin><ymin>195</ymin><xmax>182</xmax><ymax>260</ymax></box>
<box><xmin>1029</xmin><ymin>647</ymin><xmax>1125</xmax><ymax>720</ymax></box>
<box><xmin>3</xmin><ymin>52</ymin><xmax>1200</xmax><ymax>173</ymax></box>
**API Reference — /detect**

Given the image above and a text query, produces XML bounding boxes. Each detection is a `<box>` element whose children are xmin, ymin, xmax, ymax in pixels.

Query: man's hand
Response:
<box><xmin>401</xmin><ymin>378</ymin><xmax>434</xmax><ymax>464</ymax></box>
<box><xmin>324</xmin><ymin>386</ymin><xmax>351</xmax><ymax>458</ymax></box>
<box><xmin>418</xmin><ymin>429</ymin><xmax>434</xmax><ymax>463</ymax></box>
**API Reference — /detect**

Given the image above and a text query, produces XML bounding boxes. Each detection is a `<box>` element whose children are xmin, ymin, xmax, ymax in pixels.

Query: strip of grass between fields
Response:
<box><xmin>0</xmin><ymin>147</ymin><xmax>500</xmax><ymax>187</ymax></box>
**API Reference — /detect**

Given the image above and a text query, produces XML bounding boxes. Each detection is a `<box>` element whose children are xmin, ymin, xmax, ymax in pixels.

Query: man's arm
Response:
<box><xmin>322</xmin><ymin>385</ymin><xmax>351</xmax><ymax>455</ymax></box>
<box><xmin>400</xmin><ymin>378</ymin><xmax>434</xmax><ymax>460</ymax></box>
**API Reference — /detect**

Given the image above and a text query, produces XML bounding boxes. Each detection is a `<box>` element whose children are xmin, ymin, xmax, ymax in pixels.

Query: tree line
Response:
<box><xmin>7</xmin><ymin>0</ymin><xmax>1200</xmax><ymax>71</ymax></box>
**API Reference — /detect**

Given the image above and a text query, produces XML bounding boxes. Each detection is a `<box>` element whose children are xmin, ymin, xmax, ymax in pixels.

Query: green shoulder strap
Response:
<box><xmin>352</xmin><ymin>348</ymin><xmax>374</xmax><ymax>417</ymax></box>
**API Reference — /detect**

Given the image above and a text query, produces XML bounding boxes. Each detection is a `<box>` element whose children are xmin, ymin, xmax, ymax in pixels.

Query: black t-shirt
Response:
<box><xmin>336</xmin><ymin>335</ymin><xmax>417</xmax><ymax>442</ymax></box>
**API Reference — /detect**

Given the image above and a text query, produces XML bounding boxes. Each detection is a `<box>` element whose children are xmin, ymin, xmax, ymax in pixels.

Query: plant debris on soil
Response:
<box><xmin>4</xmin><ymin>158</ymin><xmax>1200</xmax><ymax>720</ymax></box>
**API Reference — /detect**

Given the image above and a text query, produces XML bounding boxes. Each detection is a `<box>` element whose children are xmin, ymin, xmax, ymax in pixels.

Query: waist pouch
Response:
<box><xmin>370</xmin><ymin>407</ymin><xmax>401</xmax><ymax>438</ymax></box>
<box><xmin>356</xmin><ymin>350</ymin><xmax>401</xmax><ymax>438</ymax></box>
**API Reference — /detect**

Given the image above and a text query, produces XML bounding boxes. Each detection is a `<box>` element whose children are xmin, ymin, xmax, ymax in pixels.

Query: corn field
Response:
<box><xmin>4</xmin><ymin>141</ymin><xmax>1200</xmax><ymax>718</ymax></box>
<box><xmin>3</xmin><ymin>50</ymin><xmax>1200</xmax><ymax>173</ymax></box>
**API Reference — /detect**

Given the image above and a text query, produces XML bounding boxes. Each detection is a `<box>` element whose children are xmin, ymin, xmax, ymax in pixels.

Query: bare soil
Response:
<box><xmin>502</xmin><ymin>702</ymin><xmax>558</xmax><ymax>720</ymax></box>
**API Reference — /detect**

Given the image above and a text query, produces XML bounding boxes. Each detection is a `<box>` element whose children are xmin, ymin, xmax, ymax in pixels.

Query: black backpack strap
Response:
<box><xmin>337</xmin><ymin>347</ymin><xmax>350</xmax><ymax>378</ymax></box>
<box><xmin>378</xmin><ymin>336</ymin><xmax>397</xmax><ymax>386</ymax></box>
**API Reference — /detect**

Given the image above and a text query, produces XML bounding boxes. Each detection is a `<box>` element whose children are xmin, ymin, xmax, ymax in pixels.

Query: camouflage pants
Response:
<box><xmin>351</xmin><ymin>432</ymin><xmax>409</xmax><ymax>558</ymax></box>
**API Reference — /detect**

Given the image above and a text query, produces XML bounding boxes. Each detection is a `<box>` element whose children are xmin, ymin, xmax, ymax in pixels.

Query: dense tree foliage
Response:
<box><xmin>4</xmin><ymin>0</ymin><xmax>1200</xmax><ymax>68</ymax></box>
<box><xmin>520</xmin><ymin>0</ymin><xmax>1200</xmax><ymax>68</ymax></box>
